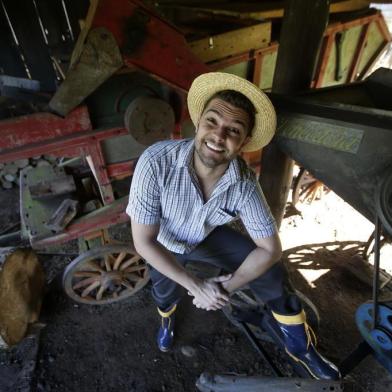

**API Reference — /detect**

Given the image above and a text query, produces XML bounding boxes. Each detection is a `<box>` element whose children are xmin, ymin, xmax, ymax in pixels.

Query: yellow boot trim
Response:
<box><xmin>271</xmin><ymin>309</ymin><xmax>306</xmax><ymax>325</ymax></box>
<box><xmin>272</xmin><ymin>310</ymin><xmax>318</xmax><ymax>348</ymax></box>
<box><xmin>157</xmin><ymin>304</ymin><xmax>177</xmax><ymax>318</ymax></box>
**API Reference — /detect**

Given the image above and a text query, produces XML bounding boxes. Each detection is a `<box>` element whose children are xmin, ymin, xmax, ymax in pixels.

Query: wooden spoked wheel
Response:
<box><xmin>63</xmin><ymin>244</ymin><xmax>149</xmax><ymax>305</ymax></box>
<box><xmin>292</xmin><ymin>167</ymin><xmax>329</xmax><ymax>207</ymax></box>
<box><xmin>363</xmin><ymin>230</ymin><xmax>392</xmax><ymax>269</ymax></box>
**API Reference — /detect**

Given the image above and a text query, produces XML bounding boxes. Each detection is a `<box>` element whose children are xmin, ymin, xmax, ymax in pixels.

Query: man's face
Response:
<box><xmin>194</xmin><ymin>98</ymin><xmax>251</xmax><ymax>169</ymax></box>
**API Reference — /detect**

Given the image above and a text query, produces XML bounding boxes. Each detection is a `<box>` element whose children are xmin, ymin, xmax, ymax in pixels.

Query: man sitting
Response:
<box><xmin>127</xmin><ymin>72</ymin><xmax>340</xmax><ymax>380</ymax></box>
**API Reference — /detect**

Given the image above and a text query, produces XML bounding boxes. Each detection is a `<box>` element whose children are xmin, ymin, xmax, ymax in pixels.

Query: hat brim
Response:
<box><xmin>187</xmin><ymin>72</ymin><xmax>276</xmax><ymax>152</ymax></box>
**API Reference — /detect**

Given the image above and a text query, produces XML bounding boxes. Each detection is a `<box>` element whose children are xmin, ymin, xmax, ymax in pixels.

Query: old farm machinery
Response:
<box><xmin>1</xmin><ymin>0</ymin><xmax>392</xmax><ymax>390</ymax></box>
<box><xmin>0</xmin><ymin>0</ymin><xmax>207</xmax><ymax>305</ymax></box>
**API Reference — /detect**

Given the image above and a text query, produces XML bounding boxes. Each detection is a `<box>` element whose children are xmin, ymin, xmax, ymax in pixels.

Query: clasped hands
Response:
<box><xmin>188</xmin><ymin>274</ymin><xmax>232</xmax><ymax>311</ymax></box>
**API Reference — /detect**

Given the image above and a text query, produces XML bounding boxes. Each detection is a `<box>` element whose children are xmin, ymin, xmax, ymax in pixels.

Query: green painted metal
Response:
<box><xmin>86</xmin><ymin>72</ymin><xmax>167</xmax><ymax>127</ymax></box>
<box><xmin>20</xmin><ymin>166</ymin><xmax>76</xmax><ymax>242</ymax></box>
<box><xmin>277</xmin><ymin>113</ymin><xmax>364</xmax><ymax>153</ymax></box>
<box><xmin>86</xmin><ymin>72</ymin><xmax>170</xmax><ymax>164</ymax></box>
<box><xmin>102</xmin><ymin>134</ymin><xmax>145</xmax><ymax>164</ymax></box>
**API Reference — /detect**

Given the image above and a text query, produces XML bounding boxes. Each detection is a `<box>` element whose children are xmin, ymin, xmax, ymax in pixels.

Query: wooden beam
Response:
<box><xmin>209</xmin><ymin>42</ymin><xmax>278</xmax><ymax>71</ymax></box>
<box><xmin>2</xmin><ymin>0</ymin><xmax>57</xmax><ymax>91</ymax></box>
<box><xmin>358</xmin><ymin>40</ymin><xmax>390</xmax><ymax>79</ymax></box>
<box><xmin>69</xmin><ymin>0</ymin><xmax>100</xmax><ymax>69</ymax></box>
<box><xmin>376</xmin><ymin>14</ymin><xmax>392</xmax><ymax>41</ymax></box>
<box><xmin>313</xmin><ymin>35</ymin><xmax>331</xmax><ymax>88</ymax></box>
<box><xmin>259</xmin><ymin>0</ymin><xmax>330</xmax><ymax>227</ymax></box>
<box><xmin>356</xmin><ymin>16</ymin><xmax>392</xmax><ymax>79</ymax></box>
<box><xmin>252</xmin><ymin>53</ymin><xmax>264</xmax><ymax>87</ymax></box>
<box><xmin>330</xmin><ymin>0</ymin><xmax>370</xmax><ymax>13</ymax></box>
<box><xmin>325</xmin><ymin>10</ymin><xmax>381</xmax><ymax>34</ymax></box>
<box><xmin>159</xmin><ymin>1</ymin><xmax>371</xmax><ymax>20</ymax></box>
<box><xmin>272</xmin><ymin>2</ymin><xmax>330</xmax><ymax>94</ymax></box>
<box><xmin>347</xmin><ymin>23</ymin><xmax>370</xmax><ymax>82</ymax></box>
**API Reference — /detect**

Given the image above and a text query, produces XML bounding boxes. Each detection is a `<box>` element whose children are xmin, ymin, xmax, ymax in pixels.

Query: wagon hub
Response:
<box><xmin>101</xmin><ymin>270</ymin><xmax>123</xmax><ymax>286</ymax></box>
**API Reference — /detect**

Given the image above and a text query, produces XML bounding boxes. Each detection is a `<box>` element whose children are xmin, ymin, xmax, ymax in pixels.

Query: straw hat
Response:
<box><xmin>187</xmin><ymin>72</ymin><xmax>276</xmax><ymax>152</ymax></box>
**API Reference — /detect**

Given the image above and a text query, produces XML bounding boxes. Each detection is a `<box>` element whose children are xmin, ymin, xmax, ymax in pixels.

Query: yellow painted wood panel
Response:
<box><xmin>259</xmin><ymin>51</ymin><xmax>277</xmax><ymax>91</ymax></box>
<box><xmin>188</xmin><ymin>23</ymin><xmax>271</xmax><ymax>63</ymax></box>
<box><xmin>221</xmin><ymin>62</ymin><xmax>249</xmax><ymax>78</ymax></box>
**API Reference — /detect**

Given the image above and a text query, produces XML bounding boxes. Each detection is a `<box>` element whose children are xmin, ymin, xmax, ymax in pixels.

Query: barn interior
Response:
<box><xmin>0</xmin><ymin>1</ymin><xmax>392</xmax><ymax>391</ymax></box>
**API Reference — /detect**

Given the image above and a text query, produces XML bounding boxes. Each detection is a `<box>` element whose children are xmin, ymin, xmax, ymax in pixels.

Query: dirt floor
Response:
<box><xmin>1</xmin><ymin>183</ymin><xmax>392</xmax><ymax>392</ymax></box>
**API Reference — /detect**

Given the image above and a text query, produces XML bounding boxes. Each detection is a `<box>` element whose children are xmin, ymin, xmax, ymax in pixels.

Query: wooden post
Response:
<box><xmin>259</xmin><ymin>0</ymin><xmax>330</xmax><ymax>227</ymax></box>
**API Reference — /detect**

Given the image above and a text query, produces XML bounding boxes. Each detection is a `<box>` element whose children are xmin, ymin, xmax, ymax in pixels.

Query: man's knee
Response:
<box><xmin>148</xmin><ymin>265</ymin><xmax>184</xmax><ymax>308</ymax></box>
<box><xmin>249</xmin><ymin>261</ymin><xmax>288</xmax><ymax>302</ymax></box>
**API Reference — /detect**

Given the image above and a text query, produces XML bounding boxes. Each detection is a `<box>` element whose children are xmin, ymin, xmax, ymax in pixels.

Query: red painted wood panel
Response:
<box><xmin>0</xmin><ymin>106</ymin><xmax>91</xmax><ymax>151</ymax></box>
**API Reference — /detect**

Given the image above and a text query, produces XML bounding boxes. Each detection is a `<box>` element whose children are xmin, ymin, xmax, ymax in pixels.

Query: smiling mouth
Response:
<box><xmin>205</xmin><ymin>141</ymin><xmax>225</xmax><ymax>153</ymax></box>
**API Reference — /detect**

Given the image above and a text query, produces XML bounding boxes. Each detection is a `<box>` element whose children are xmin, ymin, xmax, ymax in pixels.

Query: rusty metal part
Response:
<box><xmin>92</xmin><ymin>0</ymin><xmax>208</xmax><ymax>92</ymax></box>
<box><xmin>49</xmin><ymin>27</ymin><xmax>123</xmax><ymax>116</ymax></box>
<box><xmin>20</xmin><ymin>165</ymin><xmax>77</xmax><ymax>243</ymax></box>
<box><xmin>0</xmin><ymin>106</ymin><xmax>91</xmax><ymax>155</ymax></box>
<box><xmin>0</xmin><ymin>0</ymin><xmax>207</xmax><ymax>250</ymax></box>
<box><xmin>0</xmin><ymin>114</ymin><xmax>126</xmax><ymax>207</ymax></box>
<box><xmin>124</xmin><ymin>97</ymin><xmax>174</xmax><ymax>145</ymax></box>
<box><xmin>45</xmin><ymin>199</ymin><xmax>79</xmax><ymax>233</ymax></box>
<box><xmin>31</xmin><ymin>196</ymin><xmax>129</xmax><ymax>249</ymax></box>
<box><xmin>29</xmin><ymin>175</ymin><xmax>76</xmax><ymax>200</ymax></box>
<box><xmin>62</xmin><ymin>244</ymin><xmax>149</xmax><ymax>305</ymax></box>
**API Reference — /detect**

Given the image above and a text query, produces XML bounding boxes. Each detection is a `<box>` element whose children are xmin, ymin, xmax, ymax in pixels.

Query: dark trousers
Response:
<box><xmin>148</xmin><ymin>226</ymin><xmax>302</xmax><ymax>315</ymax></box>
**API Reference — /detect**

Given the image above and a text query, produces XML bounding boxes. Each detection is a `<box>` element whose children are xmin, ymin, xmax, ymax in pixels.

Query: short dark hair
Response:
<box><xmin>203</xmin><ymin>90</ymin><xmax>256</xmax><ymax>136</ymax></box>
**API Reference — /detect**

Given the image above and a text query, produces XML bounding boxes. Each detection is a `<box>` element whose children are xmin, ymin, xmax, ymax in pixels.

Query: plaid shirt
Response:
<box><xmin>126</xmin><ymin>139</ymin><xmax>276</xmax><ymax>254</ymax></box>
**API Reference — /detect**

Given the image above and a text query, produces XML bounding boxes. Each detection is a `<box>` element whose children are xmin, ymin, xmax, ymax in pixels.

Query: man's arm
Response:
<box><xmin>221</xmin><ymin>232</ymin><xmax>282</xmax><ymax>293</ymax></box>
<box><xmin>131</xmin><ymin>220</ymin><xmax>231</xmax><ymax>310</ymax></box>
<box><xmin>215</xmin><ymin>179</ymin><xmax>281</xmax><ymax>294</ymax></box>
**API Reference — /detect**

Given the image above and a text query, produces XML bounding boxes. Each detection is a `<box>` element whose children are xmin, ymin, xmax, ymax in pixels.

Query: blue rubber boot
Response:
<box><xmin>272</xmin><ymin>310</ymin><xmax>341</xmax><ymax>380</ymax></box>
<box><xmin>157</xmin><ymin>304</ymin><xmax>177</xmax><ymax>352</ymax></box>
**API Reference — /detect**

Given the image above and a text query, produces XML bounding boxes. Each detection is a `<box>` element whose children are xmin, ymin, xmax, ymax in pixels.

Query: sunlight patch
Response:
<box><xmin>298</xmin><ymin>268</ymin><xmax>331</xmax><ymax>288</ymax></box>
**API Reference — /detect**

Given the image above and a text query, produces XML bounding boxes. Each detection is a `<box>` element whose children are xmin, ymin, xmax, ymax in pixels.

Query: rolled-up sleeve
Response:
<box><xmin>126</xmin><ymin>150</ymin><xmax>161</xmax><ymax>225</ymax></box>
<box><xmin>239</xmin><ymin>182</ymin><xmax>277</xmax><ymax>239</ymax></box>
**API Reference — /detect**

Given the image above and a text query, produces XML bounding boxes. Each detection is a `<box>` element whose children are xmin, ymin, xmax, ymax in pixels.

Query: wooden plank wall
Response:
<box><xmin>0</xmin><ymin>0</ymin><xmax>89</xmax><ymax>92</ymax></box>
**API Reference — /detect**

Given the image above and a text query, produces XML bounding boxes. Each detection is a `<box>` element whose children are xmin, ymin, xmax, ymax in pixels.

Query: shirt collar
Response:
<box><xmin>214</xmin><ymin>157</ymin><xmax>241</xmax><ymax>193</ymax></box>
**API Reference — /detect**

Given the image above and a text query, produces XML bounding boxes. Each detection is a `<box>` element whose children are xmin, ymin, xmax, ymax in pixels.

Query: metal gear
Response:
<box><xmin>356</xmin><ymin>301</ymin><xmax>392</xmax><ymax>373</ymax></box>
